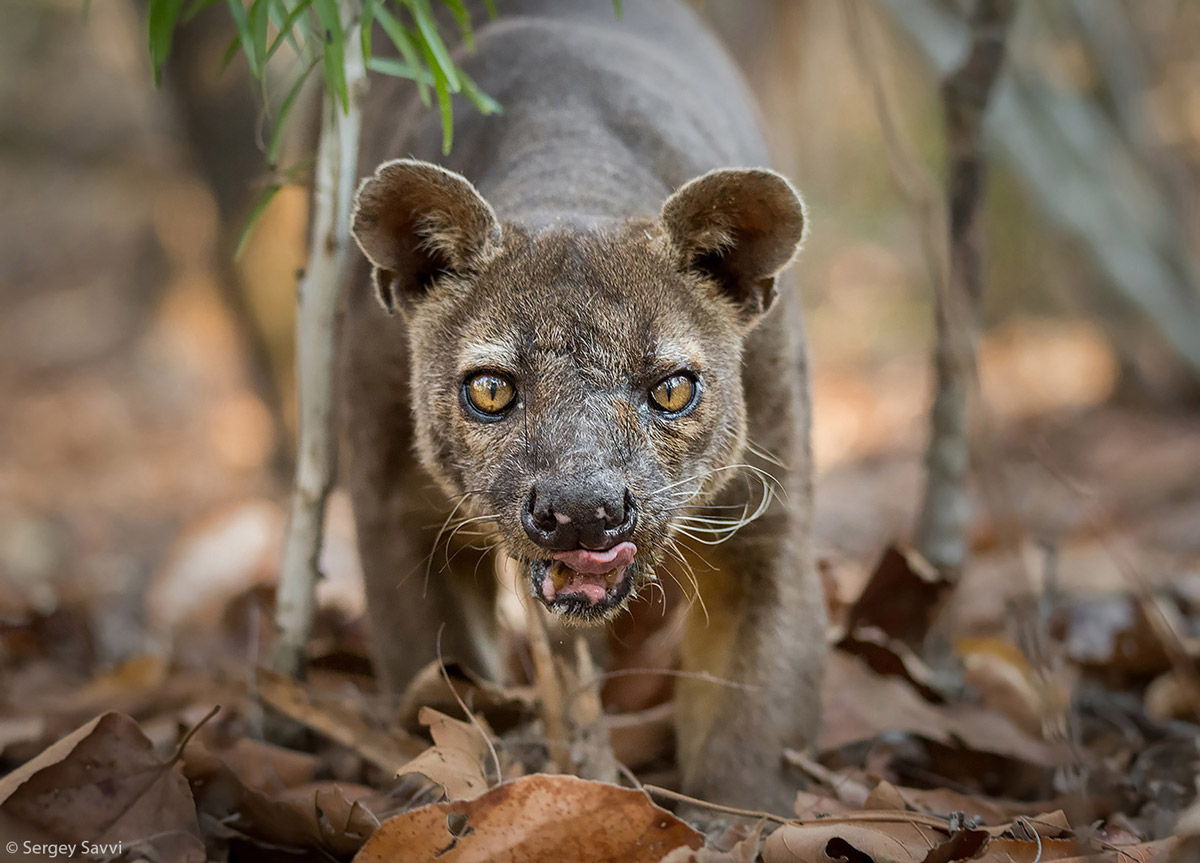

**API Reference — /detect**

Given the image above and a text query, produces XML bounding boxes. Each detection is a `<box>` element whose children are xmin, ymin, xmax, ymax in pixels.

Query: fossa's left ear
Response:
<box><xmin>352</xmin><ymin>159</ymin><xmax>501</xmax><ymax>313</ymax></box>
<box><xmin>660</xmin><ymin>168</ymin><xmax>807</xmax><ymax>326</ymax></box>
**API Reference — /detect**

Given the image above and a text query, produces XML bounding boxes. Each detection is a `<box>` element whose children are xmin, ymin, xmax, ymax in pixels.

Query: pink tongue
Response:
<box><xmin>558</xmin><ymin>572</ymin><xmax>609</xmax><ymax>605</ymax></box>
<box><xmin>552</xmin><ymin>542</ymin><xmax>637</xmax><ymax>575</ymax></box>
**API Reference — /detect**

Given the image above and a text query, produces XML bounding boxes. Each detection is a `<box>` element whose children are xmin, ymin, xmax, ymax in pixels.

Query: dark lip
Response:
<box><xmin>528</xmin><ymin>558</ymin><xmax>639</xmax><ymax>621</ymax></box>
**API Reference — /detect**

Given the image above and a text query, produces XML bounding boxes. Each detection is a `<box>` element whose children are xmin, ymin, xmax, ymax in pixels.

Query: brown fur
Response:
<box><xmin>340</xmin><ymin>0</ymin><xmax>826</xmax><ymax>812</ymax></box>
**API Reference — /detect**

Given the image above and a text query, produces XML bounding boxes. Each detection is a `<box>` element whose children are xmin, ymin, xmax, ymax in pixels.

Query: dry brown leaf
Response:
<box><xmin>820</xmin><ymin>652</ymin><xmax>1066</xmax><ymax>766</ymax></box>
<box><xmin>397</xmin><ymin>746</ymin><xmax>489</xmax><ymax>802</ymax></box>
<box><xmin>254</xmin><ymin>666</ymin><xmax>424</xmax><ymax>773</ymax></box>
<box><xmin>183</xmin><ymin>740</ymin><xmax>381</xmax><ymax>857</ymax></box>
<box><xmin>885</xmin><ymin>786</ymin><xmax>1026</xmax><ymax>827</ymax></box>
<box><xmin>972</xmin><ymin>837</ymin><xmax>1087</xmax><ymax>862</ymax></box>
<box><xmin>661</xmin><ymin>820</ymin><xmax>765</xmax><ymax>863</ymax></box>
<box><xmin>205</xmin><ymin>737</ymin><xmax>318</xmax><ymax>792</ymax></box>
<box><xmin>957</xmin><ymin>636</ymin><xmax>1071</xmax><ymax>738</ymax></box>
<box><xmin>762</xmin><ymin>819</ymin><xmax>944</xmax><ymax>863</ymax></box>
<box><xmin>395</xmin><ymin>706</ymin><xmax>493</xmax><ymax>801</ymax></box>
<box><xmin>842</xmin><ymin>545</ymin><xmax>953</xmax><ymax>649</ymax></box>
<box><xmin>794</xmin><ymin>789</ymin><xmax>856</xmax><ymax>819</ymax></box>
<box><xmin>353</xmin><ymin>774</ymin><xmax>703</xmax><ymax>862</ymax></box>
<box><xmin>0</xmin><ymin>712</ymin><xmax>204</xmax><ymax>863</ymax></box>
<box><xmin>865</xmin><ymin>781</ymin><xmax>910</xmax><ymax>811</ymax></box>
<box><xmin>1118</xmin><ymin>839</ymin><xmax>1171</xmax><ymax>863</ymax></box>
<box><xmin>838</xmin><ymin>626</ymin><xmax>946</xmax><ymax>700</ymax></box>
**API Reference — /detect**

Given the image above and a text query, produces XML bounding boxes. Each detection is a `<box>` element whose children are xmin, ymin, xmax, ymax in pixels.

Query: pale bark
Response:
<box><xmin>271</xmin><ymin>1</ymin><xmax>367</xmax><ymax>679</ymax></box>
<box><xmin>913</xmin><ymin>0</ymin><xmax>1015</xmax><ymax>577</ymax></box>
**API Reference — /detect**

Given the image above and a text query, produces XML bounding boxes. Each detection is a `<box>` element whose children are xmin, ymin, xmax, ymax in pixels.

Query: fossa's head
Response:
<box><xmin>352</xmin><ymin>159</ymin><xmax>806</xmax><ymax>622</ymax></box>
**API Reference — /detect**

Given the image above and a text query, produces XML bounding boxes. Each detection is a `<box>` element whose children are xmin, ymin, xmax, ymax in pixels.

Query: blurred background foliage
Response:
<box><xmin>1</xmin><ymin>0</ymin><xmax>1199</xmax><ymax>669</ymax></box>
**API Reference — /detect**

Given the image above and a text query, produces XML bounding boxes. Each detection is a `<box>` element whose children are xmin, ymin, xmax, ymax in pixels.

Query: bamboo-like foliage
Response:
<box><xmin>147</xmin><ymin>0</ymin><xmax>503</xmax><ymax>249</ymax></box>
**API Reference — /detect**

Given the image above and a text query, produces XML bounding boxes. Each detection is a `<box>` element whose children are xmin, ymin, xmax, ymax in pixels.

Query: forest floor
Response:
<box><xmin>5</xmin><ymin>4</ymin><xmax>1200</xmax><ymax>860</ymax></box>
<box><xmin>4</xmin><ymin>337</ymin><xmax>1200</xmax><ymax>862</ymax></box>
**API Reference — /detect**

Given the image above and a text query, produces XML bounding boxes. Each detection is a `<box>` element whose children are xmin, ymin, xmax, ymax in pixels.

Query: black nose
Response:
<box><xmin>521</xmin><ymin>475</ymin><xmax>637</xmax><ymax>552</ymax></box>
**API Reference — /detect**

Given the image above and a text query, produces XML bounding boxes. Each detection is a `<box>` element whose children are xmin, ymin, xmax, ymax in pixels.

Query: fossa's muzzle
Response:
<box><xmin>521</xmin><ymin>474</ymin><xmax>640</xmax><ymax>616</ymax></box>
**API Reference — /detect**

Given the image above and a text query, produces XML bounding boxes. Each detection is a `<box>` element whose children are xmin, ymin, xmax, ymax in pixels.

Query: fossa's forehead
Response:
<box><xmin>450</xmin><ymin>227</ymin><xmax>710</xmax><ymax>375</ymax></box>
<box><xmin>455</xmin><ymin>330</ymin><xmax>705</xmax><ymax>380</ymax></box>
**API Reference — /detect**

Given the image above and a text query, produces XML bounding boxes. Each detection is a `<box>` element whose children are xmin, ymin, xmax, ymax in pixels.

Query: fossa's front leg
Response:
<box><xmin>670</xmin><ymin>513</ymin><xmax>826</xmax><ymax>813</ymax></box>
<box><xmin>352</xmin><ymin>482</ymin><xmax>501</xmax><ymax>695</ymax></box>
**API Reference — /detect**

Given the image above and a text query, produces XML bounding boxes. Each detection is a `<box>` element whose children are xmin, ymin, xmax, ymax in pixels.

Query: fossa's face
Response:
<box><xmin>407</xmin><ymin>226</ymin><xmax>749</xmax><ymax>621</ymax></box>
<box><xmin>351</xmin><ymin>160</ymin><xmax>805</xmax><ymax>621</ymax></box>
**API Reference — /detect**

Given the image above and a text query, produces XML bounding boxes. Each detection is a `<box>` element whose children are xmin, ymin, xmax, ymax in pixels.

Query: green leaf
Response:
<box><xmin>481</xmin><ymin>0</ymin><xmax>497</xmax><ymax>18</ymax></box>
<box><xmin>440</xmin><ymin>0</ymin><xmax>473</xmax><ymax>52</ymax></box>
<box><xmin>219</xmin><ymin>32</ymin><xmax>241</xmax><ymax>72</ymax></box>
<box><xmin>312</xmin><ymin>0</ymin><xmax>348</xmax><ymax>110</ymax></box>
<box><xmin>458</xmin><ymin>67</ymin><xmax>500</xmax><ymax>115</ymax></box>
<box><xmin>268</xmin><ymin>58</ymin><xmax>319</xmax><ymax>163</ymax></box>
<box><xmin>374</xmin><ymin>3</ymin><xmax>430</xmax><ymax>106</ymax></box>
<box><xmin>225</xmin><ymin>0</ymin><xmax>261</xmax><ymax>78</ymax></box>
<box><xmin>612</xmin><ymin>0</ymin><xmax>622</xmax><ymax>17</ymax></box>
<box><xmin>267</xmin><ymin>0</ymin><xmax>311</xmax><ymax>60</ymax></box>
<box><xmin>250</xmin><ymin>0</ymin><xmax>270</xmax><ymax>67</ymax></box>
<box><xmin>360</xmin><ymin>0</ymin><xmax>375</xmax><ymax>62</ymax></box>
<box><xmin>411</xmin><ymin>0</ymin><xmax>460</xmax><ymax>92</ymax></box>
<box><xmin>236</xmin><ymin>183</ymin><xmax>283</xmax><ymax>258</ymax></box>
<box><xmin>421</xmin><ymin>35</ymin><xmax>453</xmax><ymax>153</ymax></box>
<box><xmin>148</xmin><ymin>0</ymin><xmax>185</xmax><ymax>84</ymax></box>
<box><xmin>366</xmin><ymin>55</ymin><xmax>433</xmax><ymax>86</ymax></box>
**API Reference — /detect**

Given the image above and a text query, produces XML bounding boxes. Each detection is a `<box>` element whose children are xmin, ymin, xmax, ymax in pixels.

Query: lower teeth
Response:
<box><xmin>546</xmin><ymin>562</ymin><xmax>620</xmax><ymax>592</ymax></box>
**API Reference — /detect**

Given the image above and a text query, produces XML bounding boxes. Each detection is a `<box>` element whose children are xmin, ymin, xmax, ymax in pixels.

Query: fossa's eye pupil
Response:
<box><xmin>650</xmin><ymin>373</ymin><xmax>697</xmax><ymax>414</ymax></box>
<box><xmin>465</xmin><ymin>373</ymin><xmax>516</xmax><ymax>415</ymax></box>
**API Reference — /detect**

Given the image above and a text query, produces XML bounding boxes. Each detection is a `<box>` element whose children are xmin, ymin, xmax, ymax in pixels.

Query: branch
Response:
<box><xmin>270</xmin><ymin>0</ymin><xmax>368</xmax><ymax>679</ymax></box>
<box><xmin>877</xmin><ymin>0</ymin><xmax>1200</xmax><ymax>385</ymax></box>
<box><xmin>913</xmin><ymin>0</ymin><xmax>1015</xmax><ymax>578</ymax></box>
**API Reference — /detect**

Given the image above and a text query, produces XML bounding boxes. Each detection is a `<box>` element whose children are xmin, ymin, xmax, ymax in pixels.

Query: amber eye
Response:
<box><xmin>649</xmin><ymin>373</ymin><xmax>699</xmax><ymax>414</ymax></box>
<box><xmin>463</xmin><ymin>372</ymin><xmax>517</xmax><ymax>417</ymax></box>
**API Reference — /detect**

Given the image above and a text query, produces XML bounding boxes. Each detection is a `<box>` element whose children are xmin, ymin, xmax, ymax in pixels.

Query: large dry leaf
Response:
<box><xmin>763</xmin><ymin>819</ymin><xmax>952</xmax><ymax>863</ymax></box>
<box><xmin>396</xmin><ymin>706</ymin><xmax>493</xmax><ymax>801</ymax></box>
<box><xmin>354</xmin><ymin>774</ymin><xmax>703</xmax><ymax>862</ymax></box>
<box><xmin>842</xmin><ymin>545</ymin><xmax>953</xmax><ymax>649</ymax></box>
<box><xmin>0</xmin><ymin>712</ymin><xmax>204</xmax><ymax>863</ymax></box>
<box><xmin>183</xmin><ymin>740</ymin><xmax>380</xmax><ymax>857</ymax></box>
<box><xmin>971</xmin><ymin>837</ymin><xmax>1088</xmax><ymax>862</ymax></box>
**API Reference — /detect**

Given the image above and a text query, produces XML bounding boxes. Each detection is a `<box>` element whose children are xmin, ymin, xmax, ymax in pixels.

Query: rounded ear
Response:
<box><xmin>660</xmin><ymin>168</ymin><xmax>807</xmax><ymax>325</ymax></box>
<box><xmin>351</xmin><ymin>159</ymin><xmax>501</xmax><ymax>313</ymax></box>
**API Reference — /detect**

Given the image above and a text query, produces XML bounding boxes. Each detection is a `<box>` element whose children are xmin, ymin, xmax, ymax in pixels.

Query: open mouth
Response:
<box><xmin>530</xmin><ymin>542</ymin><xmax>637</xmax><ymax>619</ymax></box>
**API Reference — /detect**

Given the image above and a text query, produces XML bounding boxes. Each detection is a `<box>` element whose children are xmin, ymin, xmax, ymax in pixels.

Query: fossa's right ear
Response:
<box><xmin>351</xmin><ymin>159</ymin><xmax>501</xmax><ymax>313</ymax></box>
